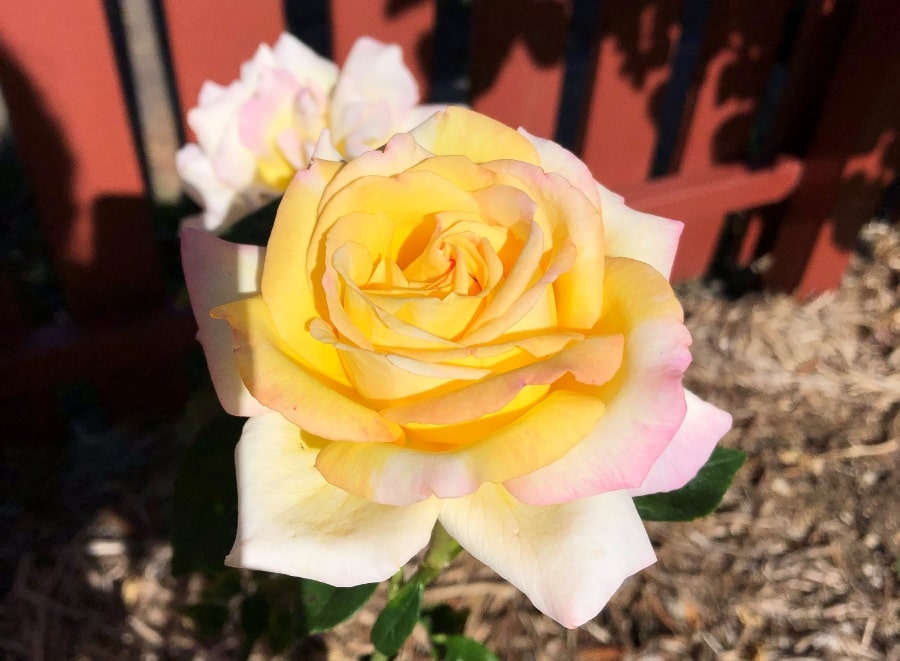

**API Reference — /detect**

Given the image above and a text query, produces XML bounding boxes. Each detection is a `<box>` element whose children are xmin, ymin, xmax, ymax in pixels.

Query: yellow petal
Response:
<box><xmin>409</xmin><ymin>106</ymin><xmax>542</xmax><ymax>166</ymax></box>
<box><xmin>261</xmin><ymin>159</ymin><xmax>348</xmax><ymax>384</ymax></box>
<box><xmin>315</xmin><ymin>389</ymin><xmax>606</xmax><ymax>505</ymax></box>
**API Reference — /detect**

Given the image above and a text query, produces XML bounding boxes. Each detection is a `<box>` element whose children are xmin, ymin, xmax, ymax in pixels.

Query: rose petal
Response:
<box><xmin>518</xmin><ymin>127</ymin><xmax>602</xmax><ymax>207</ymax></box>
<box><xmin>381</xmin><ymin>334</ymin><xmax>623</xmax><ymax>425</ymax></box>
<box><xmin>315</xmin><ymin>389</ymin><xmax>607</xmax><ymax>505</ymax></box>
<box><xmin>630</xmin><ymin>389</ymin><xmax>733</xmax><ymax>496</ymax></box>
<box><xmin>409</xmin><ymin>106</ymin><xmax>542</xmax><ymax>166</ymax></box>
<box><xmin>226</xmin><ymin>412</ymin><xmax>441</xmax><ymax>586</ymax></box>
<box><xmin>505</xmin><ymin>257</ymin><xmax>692</xmax><ymax>504</ymax></box>
<box><xmin>213</xmin><ymin>295</ymin><xmax>401</xmax><ymax>443</ymax></box>
<box><xmin>439</xmin><ymin>485</ymin><xmax>656</xmax><ymax>628</ymax></box>
<box><xmin>271</xmin><ymin>32</ymin><xmax>338</xmax><ymax>92</ymax></box>
<box><xmin>330</xmin><ymin>37</ymin><xmax>418</xmax><ymax>154</ymax></box>
<box><xmin>261</xmin><ymin>158</ymin><xmax>348</xmax><ymax>384</ymax></box>
<box><xmin>181</xmin><ymin>229</ymin><xmax>266</xmax><ymax>416</ymax></box>
<box><xmin>601</xmin><ymin>195</ymin><xmax>683</xmax><ymax>280</ymax></box>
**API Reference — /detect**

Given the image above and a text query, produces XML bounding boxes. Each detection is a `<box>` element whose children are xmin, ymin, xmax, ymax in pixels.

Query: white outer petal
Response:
<box><xmin>630</xmin><ymin>389</ymin><xmax>733</xmax><ymax>496</ymax></box>
<box><xmin>601</xmin><ymin>194</ymin><xmax>684</xmax><ymax>280</ymax></box>
<box><xmin>227</xmin><ymin>412</ymin><xmax>441</xmax><ymax>586</ymax></box>
<box><xmin>181</xmin><ymin>229</ymin><xmax>267</xmax><ymax>416</ymax></box>
<box><xmin>439</xmin><ymin>485</ymin><xmax>655</xmax><ymax>628</ymax></box>
<box><xmin>272</xmin><ymin>32</ymin><xmax>338</xmax><ymax>91</ymax></box>
<box><xmin>176</xmin><ymin>143</ymin><xmax>242</xmax><ymax>232</ymax></box>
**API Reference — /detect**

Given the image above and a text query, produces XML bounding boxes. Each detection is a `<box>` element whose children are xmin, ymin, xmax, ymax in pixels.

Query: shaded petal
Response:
<box><xmin>181</xmin><ymin>229</ymin><xmax>266</xmax><ymax>416</ymax></box>
<box><xmin>630</xmin><ymin>389</ymin><xmax>733</xmax><ymax>496</ymax></box>
<box><xmin>213</xmin><ymin>295</ymin><xmax>401</xmax><ymax>443</ymax></box>
<box><xmin>505</xmin><ymin>257</ymin><xmax>692</xmax><ymax>504</ymax></box>
<box><xmin>439</xmin><ymin>485</ymin><xmax>655</xmax><ymax>628</ymax></box>
<box><xmin>226</xmin><ymin>412</ymin><xmax>441</xmax><ymax>586</ymax></box>
<box><xmin>315</xmin><ymin>390</ymin><xmax>607</xmax><ymax>505</ymax></box>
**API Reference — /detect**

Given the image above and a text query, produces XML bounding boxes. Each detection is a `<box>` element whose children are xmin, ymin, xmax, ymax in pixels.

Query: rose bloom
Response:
<box><xmin>182</xmin><ymin>107</ymin><xmax>732</xmax><ymax>628</ymax></box>
<box><xmin>177</xmin><ymin>34</ymin><xmax>442</xmax><ymax>233</ymax></box>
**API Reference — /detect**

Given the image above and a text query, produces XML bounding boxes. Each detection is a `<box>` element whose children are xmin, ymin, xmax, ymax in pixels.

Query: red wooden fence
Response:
<box><xmin>0</xmin><ymin>0</ymin><xmax>897</xmax><ymax>439</ymax></box>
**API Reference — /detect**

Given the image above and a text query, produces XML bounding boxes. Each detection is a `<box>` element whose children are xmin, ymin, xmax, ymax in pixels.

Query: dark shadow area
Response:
<box><xmin>283</xmin><ymin>0</ymin><xmax>333</xmax><ymax>59</ymax></box>
<box><xmin>428</xmin><ymin>0</ymin><xmax>471</xmax><ymax>103</ymax></box>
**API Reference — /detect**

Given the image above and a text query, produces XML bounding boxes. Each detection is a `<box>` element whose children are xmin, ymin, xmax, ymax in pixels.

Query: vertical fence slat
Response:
<box><xmin>580</xmin><ymin>0</ymin><xmax>683</xmax><ymax>188</ymax></box>
<box><xmin>765</xmin><ymin>0</ymin><xmax>900</xmax><ymax>295</ymax></box>
<box><xmin>0</xmin><ymin>2</ymin><xmax>161</xmax><ymax>320</ymax></box>
<box><xmin>468</xmin><ymin>0</ymin><xmax>571</xmax><ymax>139</ymax></box>
<box><xmin>162</xmin><ymin>0</ymin><xmax>285</xmax><ymax>138</ymax></box>
<box><xmin>329</xmin><ymin>0</ymin><xmax>435</xmax><ymax>100</ymax></box>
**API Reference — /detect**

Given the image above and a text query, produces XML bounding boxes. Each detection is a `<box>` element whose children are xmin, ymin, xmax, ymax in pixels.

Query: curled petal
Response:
<box><xmin>227</xmin><ymin>412</ymin><xmax>441</xmax><ymax>586</ymax></box>
<box><xmin>439</xmin><ymin>485</ymin><xmax>655</xmax><ymax>628</ymax></box>
<box><xmin>630</xmin><ymin>389</ymin><xmax>733</xmax><ymax>496</ymax></box>
<box><xmin>181</xmin><ymin>229</ymin><xmax>266</xmax><ymax>416</ymax></box>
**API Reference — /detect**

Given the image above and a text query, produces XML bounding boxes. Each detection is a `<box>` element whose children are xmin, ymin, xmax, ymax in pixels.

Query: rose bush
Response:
<box><xmin>182</xmin><ymin>107</ymin><xmax>732</xmax><ymax>628</ymax></box>
<box><xmin>177</xmin><ymin>34</ymin><xmax>441</xmax><ymax>232</ymax></box>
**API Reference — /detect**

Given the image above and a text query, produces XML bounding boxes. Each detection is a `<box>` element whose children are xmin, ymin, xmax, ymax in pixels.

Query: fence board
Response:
<box><xmin>765</xmin><ymin>0</ymin><xmax>900</xmax><ymax>295</ymax></box>
<box><xmin>580</xmin><ymin>0</ymin><xmax>682</xmax><ymax>188</ymax></box>
<box><xmin>672</xmin><ymin>0</ymin><xmax>791</xmax><ymax>173</ymax></box>
<box><xmin>0</xmin><ymin>2</ymin><xmax>161</xmax><ymax>320</ymax></box>
<box><xmin>469</xmin><ymin>0</ymin><xmax>571</xmax><ymax>140</ymax></box>
<box><xmin>623</xmin><ymin>157</ymin><xmax>802</xmax><ymax>281</ymax></box>
<box><xmin>329</xmin><ymin>0</ymin><xmax>435</xmax><ymax>100</ymax></box>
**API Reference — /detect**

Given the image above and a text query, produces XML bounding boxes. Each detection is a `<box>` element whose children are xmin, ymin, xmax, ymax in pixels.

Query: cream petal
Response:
<box><xmin>226</xmin><ymin>412</ymin><xmax>441</xmax><ymax>586</ymax></box>
<box><xmin>439</xmin><ymin>485</ymin><xmax>656</xmax><ymax>628</ymax></box>
<box><xmin>181</xmin><ymin>229</ymin><xmax>267</xmax><ymax>416</ymax></box>
<box><xmin>602</xmin><ymin>196</ymin><xmax>683</xmax><ymax>280</ymax></box>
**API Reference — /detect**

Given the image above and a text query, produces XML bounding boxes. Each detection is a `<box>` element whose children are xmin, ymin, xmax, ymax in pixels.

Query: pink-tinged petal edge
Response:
<box><xmin>226</xmin><ymin>412</ymin><xmax>442</xmax><ymax>586</ymax></box>
<box><xmin>181</xmin><ymin>229</ymin><xmax>267</xmax><ymax>417</ymax></box>
<box><xmin>630</xmin><ymin>389</ymin><xmax>733</xmax><ymax>496</ymax></box>
<box><xmin>439</xmin><ymin>485</ymin><xmax>656</xmax><ymax>628</ymax></box>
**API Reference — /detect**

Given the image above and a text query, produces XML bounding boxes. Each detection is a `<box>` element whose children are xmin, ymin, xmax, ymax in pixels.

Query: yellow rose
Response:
<box><xmin>182</xmin><ymin>107</ymin><xmax>731</xmax><ymax>627</ymax></box>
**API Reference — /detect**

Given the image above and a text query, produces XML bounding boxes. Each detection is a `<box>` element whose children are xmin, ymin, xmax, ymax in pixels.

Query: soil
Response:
<box><xmin>1</xmin><ymin>223</ymin><xmax>898</xmax><ymax>660</ymax></box>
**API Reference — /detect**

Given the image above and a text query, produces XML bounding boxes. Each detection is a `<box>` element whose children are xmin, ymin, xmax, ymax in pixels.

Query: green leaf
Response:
<box><xmin>433</xmin><ymin>635</ymin><xmax>499</xmax><ymax>661</ymax></box>
<box><xmin>371</xmin><ymin>581</ymin><xmax>424</xmax><ymax>657</ymax></box>
<box><xmin>301</xmin><ymin>580</ymin><xmax>378</xmax><ymax>633</ymax></box>
<box><xmin>634</xmin><ymin>446</ymin><xmax>746</xmax><ymax>521</ymax></box>
<box><xmin>220</xmin><ymin>196</ymin><xmax>282</xmax><ymax>246</ymax></box>
<box><xmin>171</xmin><ymin>412</ymin><xmax>243</xmax><ymax>575</ymax></box>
